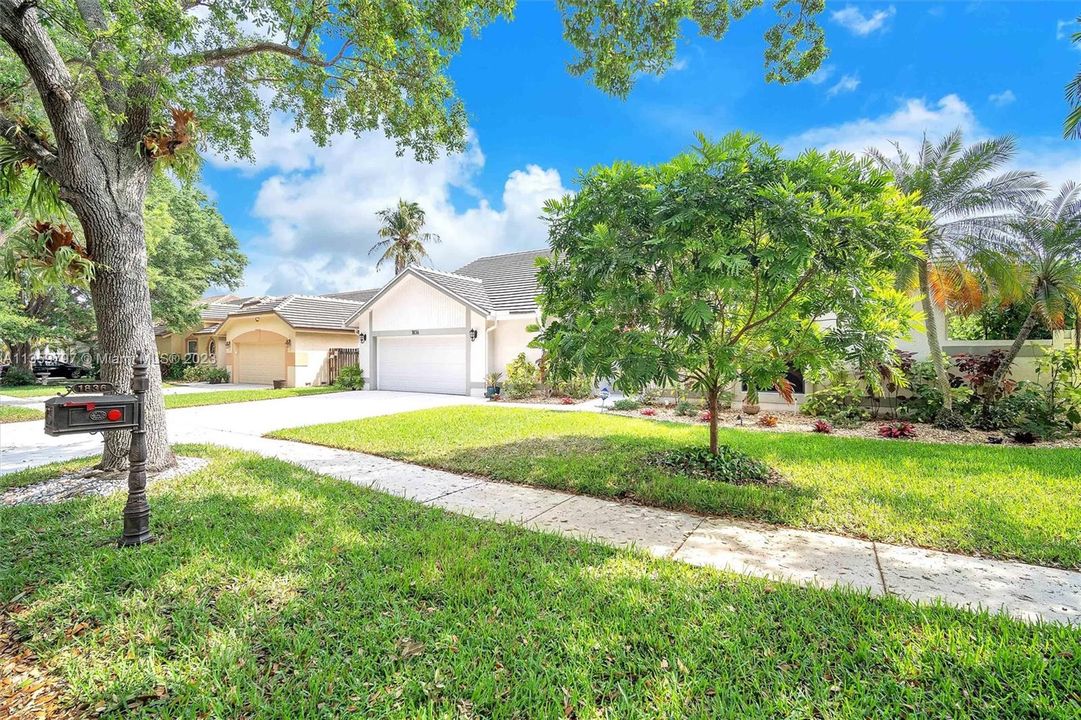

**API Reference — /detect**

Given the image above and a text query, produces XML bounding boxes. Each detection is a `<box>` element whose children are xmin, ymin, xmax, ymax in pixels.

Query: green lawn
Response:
<box><xmin>0</xmin><ymin>404</ymin><xmax>44</xmax><ymax>423</ymax></box>
<box><xmin>272</xmin><ymin>406</ymin><xmax>1081</xmax><ymax>569</ymax></box>
<box><xmin>163</xmin><ymin>386</ymin><xmax>342</xmax><ymax>409</ymax></box>
<box><xmin>1</xmin><ymin>446</ymin><xmax>1077</xmax><ymax>719</ymax></box>
<box><xmin>0</xmin><ymin>384</ymin><xmax>65</xmax><ymax>398</ymax></box>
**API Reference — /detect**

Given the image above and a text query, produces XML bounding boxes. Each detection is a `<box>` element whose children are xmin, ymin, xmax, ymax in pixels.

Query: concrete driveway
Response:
<box><xmin>0</xmin><ymin>390</ymin><xmax>482</xmax><ymax>474</ymax></box>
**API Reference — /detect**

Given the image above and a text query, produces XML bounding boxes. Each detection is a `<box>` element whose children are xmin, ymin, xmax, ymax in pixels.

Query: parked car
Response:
<box><xmin>32</xmin><ymin>358</ymin><xmax>90</xmax><ymax>379</ymax></box>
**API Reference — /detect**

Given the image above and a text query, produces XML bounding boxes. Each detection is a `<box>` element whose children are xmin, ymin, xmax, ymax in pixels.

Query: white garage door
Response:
<box><xmin>236</xmin><ymin>342</ymin><xmax>286</xmax><ymax>385</ymax></box>
<box><xmin>377</xmin><ymin>335</ymin><xmax>467</xmax><ymax>395</ymax></box>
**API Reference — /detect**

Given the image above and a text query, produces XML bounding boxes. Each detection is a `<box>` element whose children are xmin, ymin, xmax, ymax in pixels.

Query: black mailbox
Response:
<box><xmin>44</xmin><ymin>394</ymin><xmax>141</xmax><ymax>436</ymax></box>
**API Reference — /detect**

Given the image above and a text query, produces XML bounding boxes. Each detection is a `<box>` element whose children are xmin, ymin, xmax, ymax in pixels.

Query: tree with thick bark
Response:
<box><xmin>0</xmin><ymin>0</ymin><xmax>825</xmax><ymax>469</ymax></box>
<box><xmin>537</xmin><ymin>133</ymin><xmax>924</xmax><ymax>455</ymax></box>
<box><xmin>978</xmin><ymin>182</ymin><xmax>1081</xmax><ymax>399</ymax></box>
<box><xmin>371</xmin><ymin>200</ymin><xmax>438</xmax><ymax>275</ymax></box>
<box><xmin>867</xmin><ymin>130</ymin><xmax>1046</xmax><ymax>426</ymax></box>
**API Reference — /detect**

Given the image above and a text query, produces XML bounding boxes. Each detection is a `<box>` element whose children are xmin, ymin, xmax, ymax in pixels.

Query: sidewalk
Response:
<box><xmin>201</xmin><ymin>431</ymin><xmax>1081</xmax><ymax>626</ymax></box>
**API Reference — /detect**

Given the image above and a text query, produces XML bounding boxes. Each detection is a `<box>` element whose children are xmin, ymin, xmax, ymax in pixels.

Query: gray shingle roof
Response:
<box><xmin>200</xmin><ymin>301</ymin><xmax>244</xmax><ymax>321</ymax></box>
<box><xmin>410</xmin><ymin>266</ymin><xmax>491</xmax><ymax>312</ymax></box>
<box><xmin>194</xmin><ymin>322</ymin><xmax>222</xmax><ymax>335</ymax></box>
<box><xmin>321</xmin><ymin>288</ymin><xmax>380</xmax><ymax>304</ymax></box>
<box><xmin>454</xmin><ymin>249</ymin><xmax>549</xmax><ymax>313</ymax></box>
<box><xmin>225</xmin><ymin>295</ymin><xmax>362</xmax><ymax>331</ymax></box>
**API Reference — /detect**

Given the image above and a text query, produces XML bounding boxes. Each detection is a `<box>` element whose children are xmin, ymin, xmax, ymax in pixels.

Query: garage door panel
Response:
<box><xmin>377</xmin><ymin>335</ymin><xmax>466</xmax><ymax>395</ymax></box>
<box><xmin>237</xmin><ymin>342</ymin><xmax>285</xmax><ymax>385</ymax></box>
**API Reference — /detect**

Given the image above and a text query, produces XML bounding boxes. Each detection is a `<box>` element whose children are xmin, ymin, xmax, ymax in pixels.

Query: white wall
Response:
<box><xmin>371</xmin><ymin>274</ymin><xmax>469</xmax><ymax>331</ymax></box>
<box><xmin>468</xmin><ymin>309</ymin><xmax>487</xmax><ymax>397</ymax></box>
<box><xmin>489</xmin><ymin>317</ymin><xmax>541</xmax><ymax>378</ymax></box>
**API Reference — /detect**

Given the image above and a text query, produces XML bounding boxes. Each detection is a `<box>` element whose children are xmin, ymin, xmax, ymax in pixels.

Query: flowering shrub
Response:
<box><xmin>812</xmin><ymin>419</ymin><xmax>833</xmax><ymax>434</ymax></box>
<box><xmin>757</xmin><ymin>413</ymin><xmax>779</xmax><ymax>428</ymax></box>
<box><xmin>878</xmin><ymin>421</ymin><xmax>917</xmax><ymax>439</ymax></box>
<box><xmin>640</xmin><ymin>407</ymin><xmax>657</xmax><ymax>416</ymax></box>
<box><xmin>560</xmin><ymin>396</ymin><xmax>575</xmax><ymax>405</ymax></box>
<box><xmin>698</xmin><ymin>410</ymin><xmax>712</xmax><ymax>423</ymax></box>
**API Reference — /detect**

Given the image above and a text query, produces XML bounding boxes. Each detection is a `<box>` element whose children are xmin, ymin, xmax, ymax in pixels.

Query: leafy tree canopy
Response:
<box><xmin>0</xmin><ymin>0</ymin><xmax>825</xmax><ymax>169</ymax></box>
<box><xmin>144</xmin><ymin>174</ymin><xmax>246</xmax><ymax>331</ymax></box>
<box><xmin>536</xmin><ymin>132</ymin><xmax>926</xmax><ymax>452</ymax></box>
<box><xmin>1</xmin><ymin>171</ymin><xmax>244</xmax><ymax>348</ymax></box>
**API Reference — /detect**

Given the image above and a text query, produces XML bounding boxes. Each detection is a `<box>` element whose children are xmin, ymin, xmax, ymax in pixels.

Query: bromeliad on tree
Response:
<box><xmin>536</xmin><ymin>132</ymin><xmax>927</xmax><ymax>455</ymax></box>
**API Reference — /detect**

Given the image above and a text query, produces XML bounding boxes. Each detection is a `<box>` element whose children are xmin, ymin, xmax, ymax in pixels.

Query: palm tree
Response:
<box><xmin>1065</xmin><ymin>17</ymin><xmax>1081</xmax><ymax>139</ymax></box>
<box><xmin>980</xmin><ymin>182</ymin><xmax>1081</xmax><ymax>395</ymax></box>
<box><xmin>370</xmin><ymin>199</ymin><xmax>440</xmax><ymax>274</ymax></box>
<box><xmin>867</xmin><ymin>130</ymin><xmax>1045</xmax><ymax>424</ymax></box>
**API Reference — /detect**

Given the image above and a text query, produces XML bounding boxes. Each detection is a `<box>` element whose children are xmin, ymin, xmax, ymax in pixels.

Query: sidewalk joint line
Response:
<box><xmin>669</xmin><ymin>516</ymin><xmax>708</xmax><ymax>559</ymax></box>
<box><xmin>422</xmin><ymin>480</ymin><xmax>486</xmax><ymax>505</ymax></box>
<box><xmin>871</xmin><ymin>541</ymin><xmax>889</xmax><ymax>595</ymax></box>
<box><xmin>522</xmin><ymin>494</ymin><xmax>576</xmax><ymax>525</ymax></box>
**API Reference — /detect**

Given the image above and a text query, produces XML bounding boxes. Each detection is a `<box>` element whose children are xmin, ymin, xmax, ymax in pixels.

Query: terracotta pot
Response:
<box><xmin>741</xmin><ymin>401</ymin><xmax>760</xmax><ymax>415</ymax></box>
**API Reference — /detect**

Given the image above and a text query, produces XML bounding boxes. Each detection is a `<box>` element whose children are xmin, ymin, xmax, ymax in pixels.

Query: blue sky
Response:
<box><xmin>201</xmin><ymin>1</ymin><xmax>1081</xmax><ymax>296</ymax></box>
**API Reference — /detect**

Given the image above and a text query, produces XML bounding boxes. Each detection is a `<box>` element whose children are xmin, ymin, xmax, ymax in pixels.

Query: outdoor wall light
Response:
<box><xmin>469</xmin><ymin>329</ymin><xmax>478</xmax><ymax>342</ymax></box>
<box><xmin>358</xmin><ymin>332</ymin><xmax>367</xmax><ymax>344</ymax></box>
<box><xmin>285</xmin><ymin>339</ymin><xmax>292</xmax><ymax>348</ymax></box>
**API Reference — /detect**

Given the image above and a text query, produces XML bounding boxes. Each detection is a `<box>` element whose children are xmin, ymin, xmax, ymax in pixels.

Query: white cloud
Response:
<box><xmin>782</xmin><ymin>93</ymin><xmax>1079</xmax><ymax>200</ymax></box>
<box><xmin>805</xmin><ymin>64</ymin><xmax>835</xmax><ymax>85</ymax></box>
<box><xmin>1058</xmin><ymin>19</ymin><xmax>1081</xmax><ymax>48</ymax></box>
<box><xmin>831</xmin><ymin>5</ymin><xmax>897</xmax><ymax>36</ymax></box>
<box><xmin>826</xmin><ymin>74</ymin><xmax>861</xmax><ymax>98</ymax></box>
<box><xmin>209</xmin><ymin>121</ymin><xmax>569</xmax><ymax>295</ymax></box>
<box><xmin>783</xmin><ymin>94</ymin><xmax>981</xmax><ymax>156</ymax></box>
<box><xmin>988</xmin><ymin>89</ymin><xmax>1016</xmax><ymax>107</ymax></box>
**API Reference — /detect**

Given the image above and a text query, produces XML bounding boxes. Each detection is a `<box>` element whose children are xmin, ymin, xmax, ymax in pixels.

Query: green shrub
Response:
<box><xmin>334</xmin><ymin>365</ymin><xmax>365</xmax><ymax>390</ymax></box>
<box><xmin>1</xmin><ymin>366</ymin><xmax>38</xmax><ymax>386</ymax></box>
<box><xmin>550</xmin><ymin>372</ymin><xmax>593</xmax><ymax>399</ymax></box>
<box><xmin>182</xmin><ymin>365</ymin><xmax>230</xmax><ymax>383</ymax></box>
<box><xmin>801</xmin><ymin>382</ymin><xmax>865</xmax><ymax>419</ymax></box>
<box><xmin>649</xmin><ymin>446</ymin><xmax>778</xmax><ymax>485</ymax></box>
<box><xmin>897</xmin><ymin>360</ymin><xmax>971</xmax><ymax>424</ymax></box>
<box><xmin>611</xmin><ymin>398</ymin><xmax>641</xmax><ymax>411</ymax></box>
<box><xmin>503</xmin><ymin>353</ymin><xmax>538</xmax><ymax>399</ymax></box>
<box><xmin>674</xmin><ymin>399</ymin><xmax>701</xmax><ymax>416</ymax></box>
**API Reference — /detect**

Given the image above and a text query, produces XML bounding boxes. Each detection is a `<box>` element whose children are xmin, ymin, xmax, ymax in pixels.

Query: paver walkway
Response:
<box><xmin>206</xmin><ymin>432</ymin><xmax>1081</xmax><ymax>626</ymax></box>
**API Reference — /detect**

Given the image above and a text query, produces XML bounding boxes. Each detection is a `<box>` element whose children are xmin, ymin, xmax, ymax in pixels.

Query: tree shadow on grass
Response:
<box><xmin>432</xmin><ymin>434</ymin><xmax>820</xmax><ymax>523</ymax></box>
<box><xmin>0</xmin><ymin>447</ymin><xmax>1076</xmax><ymax>718</ymax></box>
<box><xmin>714</xmin><ymin>431</ymin><xmax>1081</xmax><ymax>568</ymax></box>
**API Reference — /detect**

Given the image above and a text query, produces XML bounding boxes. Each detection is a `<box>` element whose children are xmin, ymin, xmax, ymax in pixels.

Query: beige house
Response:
<box><xmin>156</xmin><ymin>292</ymin><xmax>377</xmax><ymax>387</ymax></box>
<box><xmin>348</xmin><ymin>250</ymin><xmax>547</xmax><ymax>397</ymax></box>
<box><xmin>154</xmin><ymin>294</ymin><xmax>244</xmax><ymax>365</ymax></box>
<box><xmin>214</xmin><ymin>295</ymin><xmax>371</xmax><ymax>386</ymax></box>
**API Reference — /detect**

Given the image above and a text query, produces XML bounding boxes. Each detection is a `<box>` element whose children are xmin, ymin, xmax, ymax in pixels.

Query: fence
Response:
<box><xmin>326</xmin><ymin>347</ymin><xmax>361</xmax><ymax>384</ymax></box>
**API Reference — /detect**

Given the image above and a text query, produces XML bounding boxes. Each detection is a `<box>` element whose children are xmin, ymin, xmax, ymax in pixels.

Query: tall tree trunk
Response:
<box><xmin>987</xmin><ymin>305</ymin><xmax>1039</xmax><ymax>398</ymax></box>
<box><xmin>7</xmin><ymin>339</ymin><xmax>32</xmax><ymax>371</ymax></box>
<box><xmin>70</xmin><ymin>179</ymin><xmax>175</xmax><ymax>472</ymax></box>
<box><xmin>918</xmin><ymin>258</ymin><xmax>953</xmax><ymax>410</ymax></box>
<box><xmin>707</xmin><ymin>386</ymin><xmax>719</xmax><ymax>455</ymax></box>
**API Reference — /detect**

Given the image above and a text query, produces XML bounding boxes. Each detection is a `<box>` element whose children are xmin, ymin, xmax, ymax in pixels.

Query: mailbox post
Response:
<box><xmin>43</xmin><ymin>353</ymin><xmax>153</xmax><ymax>546</ymax></box>
<box><xmin>119</xmin><ymin>355</ymin><xmax>152</xmax><ymax>546</ymax></box>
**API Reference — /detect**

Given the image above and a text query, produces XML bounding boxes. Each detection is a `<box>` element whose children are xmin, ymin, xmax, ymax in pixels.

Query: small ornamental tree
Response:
<box><xmin>537</xmin><ymin>133</ymin><xmax>926</xmax><ymax>455</ymax></box>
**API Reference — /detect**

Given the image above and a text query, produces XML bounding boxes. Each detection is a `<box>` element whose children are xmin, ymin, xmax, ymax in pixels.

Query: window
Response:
<box><xmin>208</xmin><ymin>339</ymin><xmax>216</xmax><ymax>359</ymax></box>
<box><xmin>186</xmin><ymin>339</ymin><xmax>198</xmax><ymax>362</ymax></box>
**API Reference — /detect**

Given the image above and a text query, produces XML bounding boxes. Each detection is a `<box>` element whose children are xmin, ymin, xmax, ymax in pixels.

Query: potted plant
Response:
<box><xmin>485</xmin><ymin>371</ymin><xmax>502</xmax><ymax>399</ymax></box>
<box><xmin>741</xmin><ymin>385</ymin><xmax>760</xmax><ymax>415</ymax></box>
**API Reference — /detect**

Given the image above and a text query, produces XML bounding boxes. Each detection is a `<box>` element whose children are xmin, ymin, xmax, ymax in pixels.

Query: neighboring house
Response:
<box><xmin>348</xmin><ymin>249</ymin><xmax>548</xmax><ymax>396</ymax></box>
<box><xmin>155</xmin><ymin>291</ymin><xmax>380</xmax><ymax>387</ymax></box>
<box><xmin>214</xmin><ymin>295</ymin><xmax>370</xmax><ymax>386</ymax></box>
<box><xmin>154</xmin><ymin>293</ymin><xmax>245</xmax><ymax>364</ymax></box>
